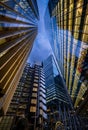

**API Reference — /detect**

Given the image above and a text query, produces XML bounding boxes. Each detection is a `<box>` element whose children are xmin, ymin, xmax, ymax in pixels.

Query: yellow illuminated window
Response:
<box><xmin>31</xmin><ymin>99</ymin><xmax>37</xmax><ymax>104</ymax></box>
<box><xmin>34</xmin><ymin>76</ymin><xmax>39</xmax><ymax>79</ymax></box>
<box><xmin>74</xmin><ymin>32</ymin><xmax>79</xmax><ymax>39</ymax></box>
<box><xmin>64</xmin><ymin>2</ymin><xmax>66</xmax><ymax>9</ymax></box>
<box><xmin>33</xmin><ymin>87</ymin><xmax>37</xmax><ymax>92</ymax></box>
<box><xmin>40</xmin><ymin>109</ymin><xmax>43</xmax><ymax>115</ymax></box>
<box><xmin>75</xmin><ymin>7</ymin><xmax>82</xmax><ymax>17</ymax></box>
<box><xmin>30</xmin><ymin>106</ymin><xmax>36</xmax><ymax>112</ymax></box>
<box><xmin>69</xmin><ymin>12</ymin><xmax>73</xmax><ymax>19</ymax></box>
<box><xmin>82</xmin><ymin>34</ymin><xmax>88</xmax><ymax>43</ymax></box>
<box><xmin>64</xmin><ymin>9</ymin><xmax>67</xmax><ymax>16</ymax></box>
<box><xmin>33</xmin><ymin>83</ymin><xmax>38</xmax><ymax>87</ymax></box>
<box><xmin>83</xmin><ymin>17</ymin><xmax>88</xmax><ymax>34</ymax></box>
<box><xmin>75</xmin><ymin>17</ymin><xmax>81</xmax><ymax>25</ymax></box>
<box><xmin>85</xmin><ymin>15</ymin><xmax>88</xmax><ymax>24</ymax></box>
<box><xmin>68</xmin><ymin>19</ymin><xmax>72</xmax><ymax>26</ymax></box>
<box><xmin>69</xmin><ymin>3</ymin><xmax>74</xmax><ymax>12</ymax></box>
<box><xmin>76</xmin><ymin>0</ymin><xmax>83</xmax><ymax>7</ymax></box>
<box><xmin>83</xmin><ymin>24</ymin><xmax>88</xmax><ymax>34</ymax></box>
<box><xmin>32</xmin><ymin>93</ymin><xmax>37</xmax><ymax>98</ymax></box>
<box><xmin>69</xmin><ymin>0</ymin><xmax>74</xmax><ymax>4</ymax></box>
<box><xmin>64</xmin><ymin>15</ymin><xmax>67</xmax><ymax>21</ymax></box>
<box><xmin>74</xmin><ymin>25</ymin><xmax>80</xmax><ymax>32</ymax></box>
<box><xmin>68</xmin><ymin>26</ymin><xmax>72</xmax><ymax>31</ymax></box>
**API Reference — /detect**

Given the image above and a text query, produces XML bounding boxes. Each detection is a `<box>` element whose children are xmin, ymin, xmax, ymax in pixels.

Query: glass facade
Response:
<box><xmin>43</xmin><ymin>55</ymin><xmax>70</xmax><ymax>104</ymax></box>
<box><xmin>0</xmin><ymin>0</ymin><xmax>39</xmax><ymax>115</ymax></box>
<box><xmin>48</xmin><ymin>0</ymin><xmax>88</xmax><ymax>128</ymax></box>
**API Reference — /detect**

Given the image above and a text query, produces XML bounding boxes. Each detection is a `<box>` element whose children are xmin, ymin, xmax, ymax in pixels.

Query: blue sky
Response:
<box><xmin>27</xmin><ymin>0</ymin><xmax>52</xmax><ymax>63</ymax></box>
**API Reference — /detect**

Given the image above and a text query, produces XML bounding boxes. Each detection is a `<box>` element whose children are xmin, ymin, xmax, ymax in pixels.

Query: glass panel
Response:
<box><xmin>33</xmin><ymin>83</ymin><xmax>38</xmax><ymax>87</ymax></box>
<box><xmin>33</xmin><ymin>87</ymin><xmax>37</xmax><ymax>92</ymax></box>
<box><xmin>31</xmin><ymin>99</ymin><xmax>37</xmax><ymax>104</ymax></box>
<box><xmin>32</xmin><ymin>93</ymin><xmax>37</xmax><ymax>98</ymax></box>
<box><xmin>30</xmin><ymin>106</ymin><xmax>36</xmax><ymax>112</ymax></box>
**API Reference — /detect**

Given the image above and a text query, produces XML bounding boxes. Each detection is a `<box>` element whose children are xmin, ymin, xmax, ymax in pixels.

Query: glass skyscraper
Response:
<box><xmin>0</xmin><ymin>63</ymin><xmax>47</xmax><ymax>130</ymax></box>
<box><xmin>0</xmin><ymin>0</ymin><xmax>88</xmax><ymax>129</ymax></box>
<box><xmin>48</xmin><ymin>0</ymin><xmax>88</xmax><ymax>128</ymax></box>
<box><xmin>43</xmin><ymin>55</ymin><xmax>81</xmax><ymax>130</ymax></box>
<box><xmin>0</xmin><ymin>0</ymin><xmax>39</xmax><ymax>115</ymax></box>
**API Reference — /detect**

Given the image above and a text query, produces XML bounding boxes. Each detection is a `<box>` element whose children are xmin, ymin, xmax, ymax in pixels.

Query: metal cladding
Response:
<box><xmin>0</xmin><ymin>0</ymin><xmax>39</xmax><ymax>115</ymax></box>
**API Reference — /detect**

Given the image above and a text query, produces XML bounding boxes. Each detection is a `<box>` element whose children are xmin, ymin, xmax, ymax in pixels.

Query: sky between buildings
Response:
<box><xmin>27</xmin><ymin>0</ymin><xmax>52</xmax><ymax>64</ymax></box>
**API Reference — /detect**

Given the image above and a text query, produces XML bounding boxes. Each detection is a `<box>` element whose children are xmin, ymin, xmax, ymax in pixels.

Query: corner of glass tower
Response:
<box><xmin>0</xmin><ymin>0</ymin><xmax>39</xmax><ymax>115</ymax></box>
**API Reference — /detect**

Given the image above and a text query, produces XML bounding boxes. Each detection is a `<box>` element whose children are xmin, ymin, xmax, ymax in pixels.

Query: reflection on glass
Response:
<box><xmin>50</xmin><ymin>0</ymin><xmax>88</xmax><ymax>107</ymax></box>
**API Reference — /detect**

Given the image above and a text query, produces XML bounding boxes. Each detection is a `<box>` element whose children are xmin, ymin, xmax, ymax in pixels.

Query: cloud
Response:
<box><xmin>27</xmin><ymin>33</ymin><xmax>52</xmax><ymax>63</ymax></box>
<box><xmin>27</xmin><ymin>0</ymin><xmax>52</xmax><ymax>64</ymax></box>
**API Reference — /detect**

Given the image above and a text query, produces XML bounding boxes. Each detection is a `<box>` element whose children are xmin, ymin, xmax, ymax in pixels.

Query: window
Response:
<box><xmin>33</xmin><ymin>87</ymin><xmax>37</xmax><ymax>92</ymax></box>
<box><xmin>19</xmin><ymin>104</ymin><xmax>26</xmax><ymax>109</ymax></box>
<box><xmin>82</xmin><ymin>34</ymin><xmax>88</xmax><ymax>43</ymax></box>
<box><xmin>30</xmin><ymin>106</ymin><xmax>36</xmax><ymax>112</ymax></box>
<box><xmin>33</xmin><ymin>83</ymin><xmax>38</xmax><ymax>87</ymax></box>
<box><xmin>32</xmin><ymin>93</ymin><xmax>37</xmax><ymax>98</ymax></box>
<box><xmin>40</xmin><ymin>109</ymin><xmax>43</xmax><ymax>115</ymax></box>
<box><xmin>31</xmin><ymin>99</ymin><xmax>37</xmax><ymax>104</ymax></box>
<box><xmin>34</xmin><ymin>76</ymin><xmax>39</xmax><ymax>79</ymax></box>
<box><xmin>82</xmin><ymin>15</ymin><xmax>88</xmax><ymax>43</ymax></box>
<box><xmin>34</xmin><ymin>79</ymin><xmax>38</xmax><ymax>83</ymax></box>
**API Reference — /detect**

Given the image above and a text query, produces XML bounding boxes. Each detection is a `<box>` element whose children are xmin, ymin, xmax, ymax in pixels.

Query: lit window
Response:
<box><xmin>33</xmin><ymin>83</ymin><xmax>38</xmax><ymax>87</ymax></box>
<box><xmin>34</xmin><ymin>79</ymin><xmax>38</xmax><ymax>83</ymax></box>
<box><xmin>75</xmin><ymin>7</ymin><xmax>82</xmax><ymax>17</ymax></box>
<box><xmin>32</xmin><ymin>93</ymin><xmax>37</xmax><ymax>98</ymax></box>
<box><xmin>33</xmin><ymin>87</ymin><xmax>37</xmax><ymax>92</ymax></box>
<box><xmin>31</xmin><ymin>99</ymin><xmax>37</xmax><ymax>104</ymax></box>
<box><xmin>40</xmin><ymin>109</ymin><xmax>43</xmax><ymax>115</ymax></box>
<box><xmin>34</xmin><ymin>76</ymin><xmax>39</xmax><ymax>79</ymax></box>
<box><xmin>30</xmin><ymin>106</ymin><xmax>36</xmax><ymax>112</ymax></box>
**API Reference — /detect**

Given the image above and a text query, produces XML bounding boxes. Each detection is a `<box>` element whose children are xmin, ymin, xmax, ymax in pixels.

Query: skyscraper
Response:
<box><xmin>48</xmin><ymin>0</ymin><xmax>88</xmax><ymax>127</ymax></box>
<box><xmin>0</xmin><ymin>0</ymin><xmax>39</xmax><ymax>115</ymax></box>
<box><xmin>43</xmin><ymin>55</ymin><xmax>81</xmax><ymax>130</ymax></box>
<box><xmin>0</xmin><ymin>63</ymin><xmax>47</xmax><ymax>130</ymax></box>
